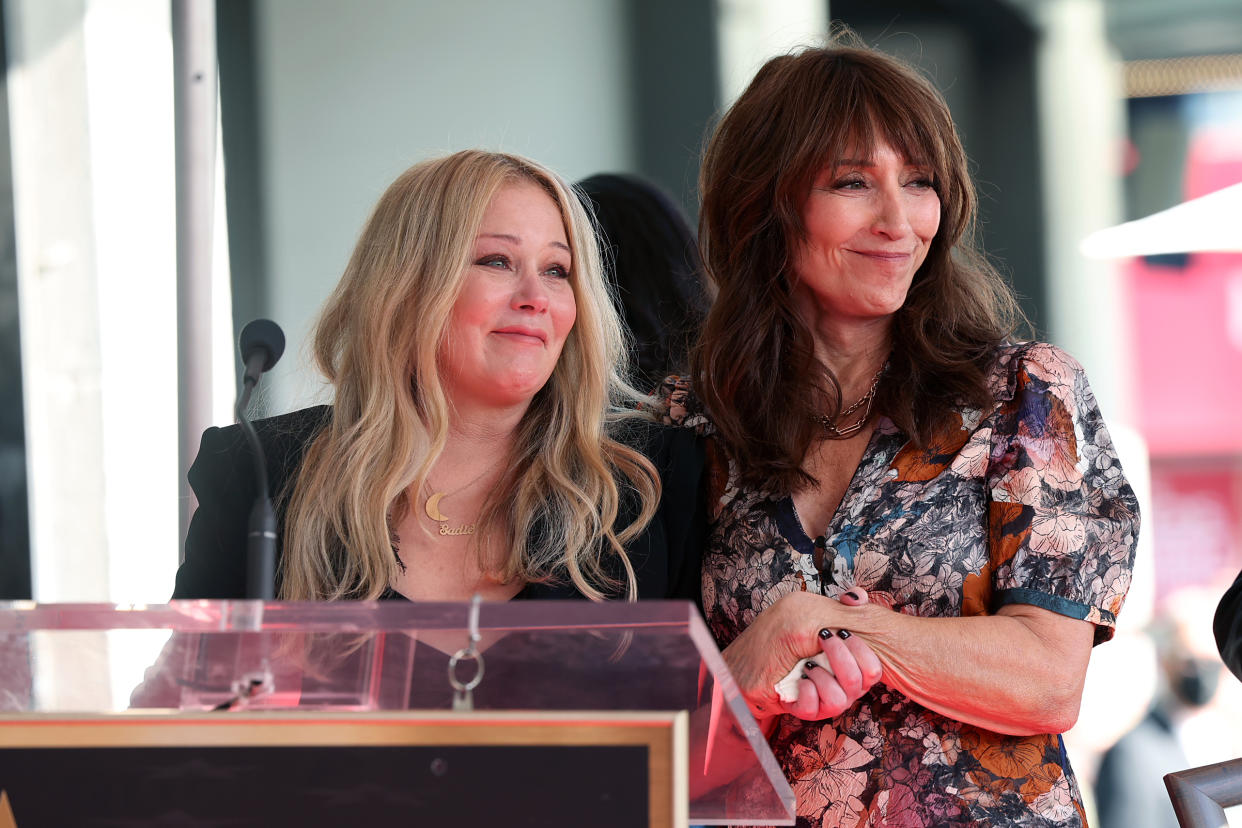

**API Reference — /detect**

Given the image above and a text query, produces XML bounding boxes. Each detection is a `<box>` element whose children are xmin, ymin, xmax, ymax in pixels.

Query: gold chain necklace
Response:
<box><xmin>816</xmin><ymin>361</ymin><xmax>888</xmax><ymax>440</ymax></box>
<box><xmin>423</xmin><ymin>460</ymin><xmax>501</xmax><ymax>537</ymax></box>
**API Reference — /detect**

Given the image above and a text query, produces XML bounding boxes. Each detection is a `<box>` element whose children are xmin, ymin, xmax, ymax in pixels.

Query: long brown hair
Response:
<box><xmin>282</xmin><ymin>150</ymin><xmax>659</xmax><ymax>601</ymax></box>
<box><xmin>693</xmin><ymin>37</ymin><xmax>1026</xmax><ymax>495</ymax></box>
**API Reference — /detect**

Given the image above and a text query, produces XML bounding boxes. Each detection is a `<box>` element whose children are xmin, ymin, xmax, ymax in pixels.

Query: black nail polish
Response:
<box><xmin>801</xmin><ymin>673</ymin><xmax>810</xmax><ymax>681</ymax></box>
<box><xmin>818</xmin><ymin>628</ymin><xmax>833</xmax><ymax>640</ymax></box>
<box><xmin>805</xmin><ymin>660</ymin><xmax>818</xmax><ymax>670</ymax></box>
<box><xmin>837</xmin><ymin>629</ymin><xmax>852</xmax><ymax>640</ymax></box>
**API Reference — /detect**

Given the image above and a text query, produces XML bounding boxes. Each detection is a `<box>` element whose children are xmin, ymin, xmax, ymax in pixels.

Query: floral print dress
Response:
<box><xmin>661</xmin><ymin>343</ymin><xmax>1139</xmax><ymax>827</ymax></box>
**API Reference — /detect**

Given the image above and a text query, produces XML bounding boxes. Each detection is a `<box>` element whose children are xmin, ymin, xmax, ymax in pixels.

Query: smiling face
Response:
<box><xmin>791</xmin><ymin>140</ymin><xmax>941</xmax><ymax>332</ymax></box>
<box><xmin>438</xmin><ymin>180</ymin><xmax>577</xmax><ymax>413</ymax></box>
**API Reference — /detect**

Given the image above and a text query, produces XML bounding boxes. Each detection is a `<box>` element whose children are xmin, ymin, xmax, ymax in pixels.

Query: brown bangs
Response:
<box><xmin>773</xmin><ymin>49</ymin><xmax>970</xmax><ymax>251</ymax></box>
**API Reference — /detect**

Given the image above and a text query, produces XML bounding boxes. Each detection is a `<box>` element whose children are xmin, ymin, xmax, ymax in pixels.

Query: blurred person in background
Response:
<box><xmin>576</xmin><ymin>173</ymin><xmax>711</xmax><ymax>392</ymax></box>
<box><xmin>1094</xmin><ymin>601</ymin><xmax>1224</xmax><ymax>828</ymax></box>
<box><xmin>172</xmin><ymin>149</ymin><xmax>705</xmax><ymax>605</ymax></box>
<box><xmin>659</xmin><ymin>34</ymin><xmax>1140</xmax><ymax>826</ymax></box>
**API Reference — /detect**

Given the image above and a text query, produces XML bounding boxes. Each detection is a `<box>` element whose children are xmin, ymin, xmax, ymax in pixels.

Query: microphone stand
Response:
<box><xmin>237</xmin><ymin>351</ymin><xmax>276</xmax><ymax>601</ymax></box>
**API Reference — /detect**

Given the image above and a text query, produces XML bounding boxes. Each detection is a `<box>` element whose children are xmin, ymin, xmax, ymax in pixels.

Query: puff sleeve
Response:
<box><xmin>986</xmin><ymin>344</ymin><xmax>1140</xmax><ymax>643</ymax></box>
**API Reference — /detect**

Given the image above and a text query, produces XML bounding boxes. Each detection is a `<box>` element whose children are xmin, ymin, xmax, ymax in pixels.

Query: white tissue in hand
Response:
<box><xmin>773</xmin><ymin>653</ymin><xmax>834</xmax><ymax>703</ymax></box>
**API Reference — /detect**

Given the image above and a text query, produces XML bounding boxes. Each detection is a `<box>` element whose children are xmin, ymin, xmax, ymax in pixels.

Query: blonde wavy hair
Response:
<box><xmin>281</xmin><ymin>150</ymin><xmax>660</xmax><ymax>601</ymax></box>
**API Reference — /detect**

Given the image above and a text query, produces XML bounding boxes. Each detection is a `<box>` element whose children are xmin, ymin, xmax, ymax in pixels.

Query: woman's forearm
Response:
<box><xmin>720</xmin><ymin>590</ymin><xmax>1094</xmax><ymax>735</ymax></box>
<box><xmin>827</xmin><ymin>601</ymin><xmax>1095</xmax><ymax>735</ymax></box>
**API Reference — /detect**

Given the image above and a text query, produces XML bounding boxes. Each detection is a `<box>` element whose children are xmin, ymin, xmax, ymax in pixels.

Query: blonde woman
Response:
<box><xmin>173</xmin><ymin>150</ymin><xmax>705</xmax><ymax>604</ymax></box>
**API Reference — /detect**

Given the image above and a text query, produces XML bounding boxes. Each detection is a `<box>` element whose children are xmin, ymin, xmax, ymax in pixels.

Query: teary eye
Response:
<box><xmin>476</xmin><ymin>254</ymin><xmax>510</xmax><ymax>269</ymax></box>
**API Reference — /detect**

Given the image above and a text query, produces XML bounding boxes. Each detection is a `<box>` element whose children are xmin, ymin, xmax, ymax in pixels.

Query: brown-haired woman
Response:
<box><xmin>662</xmin><ymin>38</ymin><xmax>1140</xmax><ymax>825</ymax></box>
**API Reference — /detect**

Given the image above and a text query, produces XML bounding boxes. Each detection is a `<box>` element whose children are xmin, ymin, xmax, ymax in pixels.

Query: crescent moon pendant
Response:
<box><xmin>425</xmin><ymin>492</ymin><xmax>448</xmax><ymax>522</ymax></box>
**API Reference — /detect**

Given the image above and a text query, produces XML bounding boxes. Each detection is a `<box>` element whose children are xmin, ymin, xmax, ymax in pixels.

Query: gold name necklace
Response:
<box><xmin>423</xmin><ymin>460</ymin><xmax>501</xmax><ymax>536</ymax></box>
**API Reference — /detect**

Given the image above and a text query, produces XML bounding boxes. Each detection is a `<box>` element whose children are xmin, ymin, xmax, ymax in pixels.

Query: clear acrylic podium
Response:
<box><xmin>0</xmin><ymin>600</ymin><xmax>795</xmax><ymax>826</ymax></box>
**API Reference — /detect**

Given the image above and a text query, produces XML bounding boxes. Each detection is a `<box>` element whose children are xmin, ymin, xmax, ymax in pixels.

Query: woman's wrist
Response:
<box><xmin>806</xmin><ymin>597</ymin><xmax>898</xmax><ymax>673</ymax></box>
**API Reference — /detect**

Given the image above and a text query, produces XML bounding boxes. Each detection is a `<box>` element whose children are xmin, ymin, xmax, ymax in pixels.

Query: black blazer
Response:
<box><xmin>173</xmin><ymin>406</ymin><xmax>707</xmax><ymax>603</ymax></box>
<box><xmin>1215</xmin><ymin>568</ymin><xmax>1242</xmax><ymax>681</ymax></box>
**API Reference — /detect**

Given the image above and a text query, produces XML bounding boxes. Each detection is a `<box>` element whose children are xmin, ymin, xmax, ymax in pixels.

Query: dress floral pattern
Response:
<box><xmin>661</xmin><ymin>343</ymin><xmax>1139</xmax><ymax>827</ymax></box>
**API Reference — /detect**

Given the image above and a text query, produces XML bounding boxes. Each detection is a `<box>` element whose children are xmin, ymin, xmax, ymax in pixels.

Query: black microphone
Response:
<box><xmin>235</xmin><ymin>319</ymin><xmax>285</xmax><ymax>600</ymax></box>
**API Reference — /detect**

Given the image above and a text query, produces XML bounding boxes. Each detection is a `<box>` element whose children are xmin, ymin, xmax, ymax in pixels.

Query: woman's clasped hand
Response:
<box><xmin>725</xmin><ymin>588</ymin><xmax>883</xmax><ymax>727</ymax></box>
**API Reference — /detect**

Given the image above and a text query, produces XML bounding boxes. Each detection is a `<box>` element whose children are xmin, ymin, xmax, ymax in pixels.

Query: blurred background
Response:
<box><xmin>0</xmin><ymin>0</ymin><xmax>1240</xmax><ymax>821</ymax></box>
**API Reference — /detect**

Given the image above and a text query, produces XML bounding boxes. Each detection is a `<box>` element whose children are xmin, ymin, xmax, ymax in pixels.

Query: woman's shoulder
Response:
<box><xmin>993</xmin><ymin>341</ymin><xmax>1085</xmax><ymax>374</ymax></box>
<box><xmin>254</xmin><ymin>404</ymin><xmax>333</xmax><ymax>443</ymax></box>
<box><xmin>195</xmin><ymin>405</ymin><xmax>333</xmax><ymax>478</ymax></box>
<box><xmin>651</xmin><ymin>375</ymin><xmax>715</xmax><ymax>435</ymax></box>
<box><xmin>609</xmin><ymin>407</ymin><xmax>706</xmax><ymax>486</ymax></box>
<box><xmin>987</xmin><ymin>341</ymin><xmax>1089</xmax><ymax>404</ymax></box>
<box><xmin>202</xmin><ymin>403</ymin><xmax>331</xmax><ymax>444</ymax></box>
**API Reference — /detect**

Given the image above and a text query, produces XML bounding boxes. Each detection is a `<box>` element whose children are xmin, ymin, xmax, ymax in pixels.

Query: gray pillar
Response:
<box><xmin>1030</xmin><ymin>0</ymin><xmax>1134</xmax><ymax>425</ymax></box>
<box><xmin>172</xmin><ymin>0</ymin><xmax>218</xmax><ymax>554</ymax></box>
